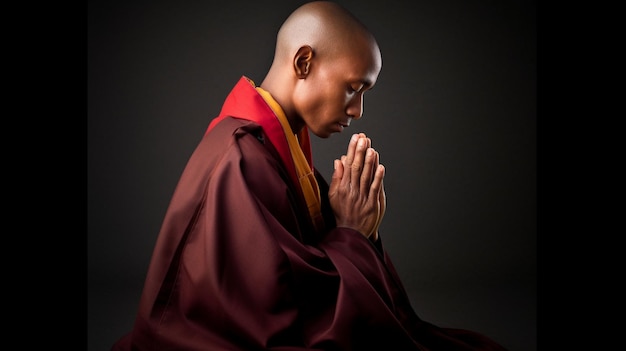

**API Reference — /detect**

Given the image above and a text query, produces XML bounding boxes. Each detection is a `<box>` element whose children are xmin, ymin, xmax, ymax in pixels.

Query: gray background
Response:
<box><xmin>88</xmin><ymin>0</ymin><xmax>536</xmax><ymax>350</ymax></box>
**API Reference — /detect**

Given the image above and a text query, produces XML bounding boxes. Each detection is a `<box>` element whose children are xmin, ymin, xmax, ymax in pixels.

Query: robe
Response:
<box><xmin>111</xmin><ymin>76</ymin><xmax>507</xmax><ymax>351</ymax></box>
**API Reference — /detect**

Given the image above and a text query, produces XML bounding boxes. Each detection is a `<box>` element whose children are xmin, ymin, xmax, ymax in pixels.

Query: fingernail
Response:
<box><xmin>351</xmin><ymin>134</ymin><xmax>359</xmax><ymax>142</ymax></box>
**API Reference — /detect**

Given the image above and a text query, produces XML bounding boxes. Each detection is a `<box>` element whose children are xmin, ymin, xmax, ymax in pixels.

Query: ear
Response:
<box><xmin>293</xmin><ymin>45</ymin><xmax>313</xmax><ymax>78</ymax></box>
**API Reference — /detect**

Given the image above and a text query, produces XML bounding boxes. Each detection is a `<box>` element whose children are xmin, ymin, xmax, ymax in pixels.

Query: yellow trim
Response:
<box><xmin>256</xmin><ymin>86</ymin><xmax>324</xmax><ymax>232</ymax></box>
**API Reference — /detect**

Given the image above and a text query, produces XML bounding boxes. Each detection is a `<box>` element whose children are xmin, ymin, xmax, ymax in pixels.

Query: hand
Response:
<box><xmin>372</xmin><ymin>177</ymin><xmax>386</xmax><ymax>241</ymax></box>
<box><xmin>360</xmin><ymin>142</ymin><xmax>386</xmax><ymax>242</ymax></box>
<box><xmin>328</xmin><ymin>133</ymin><xmax>386</xmax><ymax>240</ymax></box>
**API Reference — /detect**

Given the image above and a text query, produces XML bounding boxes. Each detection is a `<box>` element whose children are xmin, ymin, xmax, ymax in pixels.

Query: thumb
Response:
<box><xmin>328</xmin><ymin>159</ymin><xmax>343</xmax><ymax>194</ymax></box>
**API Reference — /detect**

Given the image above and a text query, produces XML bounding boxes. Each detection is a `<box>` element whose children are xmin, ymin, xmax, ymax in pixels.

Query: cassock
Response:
<box><xmin>111</xmin><ymin>76</ymin><xmax>507</xmax><ymax>350</ymax></box>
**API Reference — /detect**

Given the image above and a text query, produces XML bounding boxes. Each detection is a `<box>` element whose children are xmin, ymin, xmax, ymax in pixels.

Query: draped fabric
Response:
<box><xmin>111</xmin><ymin>76</ymin><xmax>507</xmax><ymax>351</ymax></box>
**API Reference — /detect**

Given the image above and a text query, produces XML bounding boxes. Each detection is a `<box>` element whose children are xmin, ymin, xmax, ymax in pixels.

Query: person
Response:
<box><xmin>111</xmin><ymin>1</ymin><xmax>507</xmax><ymax>350</ymax></box>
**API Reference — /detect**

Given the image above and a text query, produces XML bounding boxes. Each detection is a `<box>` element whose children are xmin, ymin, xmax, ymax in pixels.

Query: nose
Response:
<box><xmin>346</xmin><ymin>93</ymin><xmax>364</xmax><ymax>120</ymax></box>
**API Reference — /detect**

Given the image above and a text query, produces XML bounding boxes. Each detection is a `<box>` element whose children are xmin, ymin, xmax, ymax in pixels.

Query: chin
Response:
<box><xmin>309</xmin><ymin>127</ymin><xmax>333</xmax><ymax>139</ymax></box>
<box><xmin>317</xmin><ymin>130</ymin><xmax>336</xmax><ymax>139</ymax></box>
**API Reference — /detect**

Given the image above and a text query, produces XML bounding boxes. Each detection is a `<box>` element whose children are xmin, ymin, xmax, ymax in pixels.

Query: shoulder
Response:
<box><xmin>206</xmin><ymin>116</ymin><xmax>263</xmax><ymax>145</ymax></box>
<box><xmin>201</xmin><ymin>116</ymin><xmax>288</xmax><ymax>184</ymax></box>
<box><xmin>205</xmin><ymin>117</ymin><xmax>302</xmax><ymax>226</ymax></box>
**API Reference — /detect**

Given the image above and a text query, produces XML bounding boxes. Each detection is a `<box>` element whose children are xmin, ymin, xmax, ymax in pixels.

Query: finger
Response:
<box><xmin>368</xmin><ymin>164</ymin><xmax>385</xmax><ymax>203</ymax></box>
<box><xmin>343</xmin><ymin>133</ymin><xmax>360</xmax><ymax>167</ymax></box>
<box><xmin>350</xmin><ymin>137</ymin><xmax>368</xmax><ymax>190</ymax></box>
<box><xmin>328</xmin><ymin>159</ymin><xmax>344</xmax><ymax>195</ymax></box>
<box><xmin>370</xmin><ymin>146</ymin><xmax>379</xmax><ymax>182</ymax></box>
<box><xmin>360</xmin><ymin>148</ymin><xmax>376</xmax><ymax>195</ymax></box>
<box><xmin>343</xmin><ymin>133</ymin><xmax>367</xmax><ymax>166</ymax></box>
<box><xmin>337</xmin><ymin>155</ymin><xmax>350</xmax><ymax>189</ymax></box>
<box><xmin>341</xmin><ymin>134</ymin><xmax>360</xmax><ymax>187</ymax></box>
<box><xmin>363</xmin><ymin>137</ymin><xmax>373</xmax><ymax>179</ymax></box>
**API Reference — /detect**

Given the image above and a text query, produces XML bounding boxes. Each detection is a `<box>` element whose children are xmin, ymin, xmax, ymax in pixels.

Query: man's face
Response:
<box><xmin>293</xmin><ymin>45</ymin><xmax>382</xmax><ymax>138</ymax></box>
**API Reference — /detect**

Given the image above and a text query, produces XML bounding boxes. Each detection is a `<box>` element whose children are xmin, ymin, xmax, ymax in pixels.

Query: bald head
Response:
<box><xmin>274</xmin><ymin>1</ymin><xmax>378</xmax><ymax>64</ymax></box>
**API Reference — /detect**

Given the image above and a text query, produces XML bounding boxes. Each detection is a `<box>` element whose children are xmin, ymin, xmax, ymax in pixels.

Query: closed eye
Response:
<box><xmin>350</xmin><ymin>83</ymin><xmax>365</xmax><ymax>93</ymax></box>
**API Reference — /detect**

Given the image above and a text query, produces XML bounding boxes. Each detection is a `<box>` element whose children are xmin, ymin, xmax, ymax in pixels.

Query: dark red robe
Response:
<box><xmin>112</xmin><ymin>77</ymin><xmax>507</xmax><ymax>350</ymax></box>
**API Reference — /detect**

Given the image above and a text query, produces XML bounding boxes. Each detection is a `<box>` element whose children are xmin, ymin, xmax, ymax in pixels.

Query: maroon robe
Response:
<box><xmin>112</xmin><ymin>77</ymin><xmax>507</xmax><ymax>350</ymax></box>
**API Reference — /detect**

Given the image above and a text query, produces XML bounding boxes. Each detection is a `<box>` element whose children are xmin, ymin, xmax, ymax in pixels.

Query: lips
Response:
<box><xmin>332</xmin><ymin>119</ymin><xmax>351</xmax><ymax>133</ymax></box>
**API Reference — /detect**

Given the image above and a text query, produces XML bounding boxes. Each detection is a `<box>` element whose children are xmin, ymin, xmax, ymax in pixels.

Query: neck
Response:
<box><xmin>260</xmin><ymin>74</ymin><xmax>304</xmax><ymax>135</ymax></box>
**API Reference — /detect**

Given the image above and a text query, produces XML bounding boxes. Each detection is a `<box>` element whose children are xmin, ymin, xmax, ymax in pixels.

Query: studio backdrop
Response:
<box><xmin>88</xmin><ymin>1</ymin><xmax>536</xmax><ymax>350</ymax></box>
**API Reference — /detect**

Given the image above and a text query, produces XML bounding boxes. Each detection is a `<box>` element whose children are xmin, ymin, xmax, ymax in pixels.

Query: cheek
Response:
<box><xmin>292</xmin><ymin>85</ymin><xmax>320</xmax><ymax>120</ymax></box>
<box><xmin>294</xmin><ymin>80</ymin><xmax>329</xmax><ymax>116</ymax></box>
<box><xmin>311</xmin><ymin>79</ymin><xmax>346</xmax><ymax>112</ymax></box>
<box><xmin>293</xmin><ymin>74</ymin><xmax>348</xmax><ymax>131</ymax></box>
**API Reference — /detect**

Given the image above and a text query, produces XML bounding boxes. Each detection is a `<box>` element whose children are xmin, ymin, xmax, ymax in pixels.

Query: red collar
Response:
<box><xmin>206</xmin><ymin>76</ymin><xmax>314</xmax><ymax>192</ymax></box>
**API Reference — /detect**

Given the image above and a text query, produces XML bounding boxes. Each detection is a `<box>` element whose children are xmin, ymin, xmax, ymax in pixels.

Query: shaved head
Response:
<box><xmin>274</xmin><ymin>1</ymin><xmax>378</xmax><ymax>63</ymax></box>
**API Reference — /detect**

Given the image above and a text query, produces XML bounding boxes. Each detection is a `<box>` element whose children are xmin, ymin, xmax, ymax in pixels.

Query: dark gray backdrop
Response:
<box><xmin>88</xmin><ymin>0</ymin><xmax>536</xmax><ymax>350</ymax></box>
